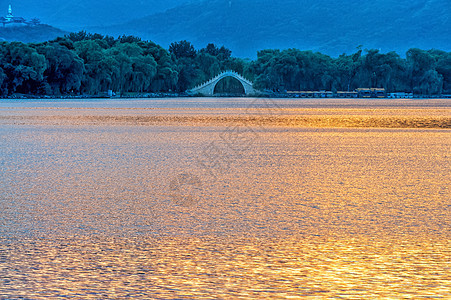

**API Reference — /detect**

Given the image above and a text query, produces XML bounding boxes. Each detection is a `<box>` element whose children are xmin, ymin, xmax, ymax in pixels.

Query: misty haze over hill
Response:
<box><xmin>96</xmin><ymin>0</ymin><xmax>451</xmax><ymax>57</ymax></box>
<box><xmin>1</xmin><ymin>0</ymin><xmax>450</xmax><ymax>57</ymax></box>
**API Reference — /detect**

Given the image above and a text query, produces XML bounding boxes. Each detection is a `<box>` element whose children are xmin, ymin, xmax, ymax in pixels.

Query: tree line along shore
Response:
<box><xmin>0</xmin><ymin>31</ymin><xmax>450</xmax><ymax>98</ymax></box>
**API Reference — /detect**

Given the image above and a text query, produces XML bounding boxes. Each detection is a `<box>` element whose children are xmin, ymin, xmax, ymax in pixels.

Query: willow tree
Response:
<box><xmin>0</xmin><ymin>42</ymin><xmax>47</xmax><ymax>95</ymax></box>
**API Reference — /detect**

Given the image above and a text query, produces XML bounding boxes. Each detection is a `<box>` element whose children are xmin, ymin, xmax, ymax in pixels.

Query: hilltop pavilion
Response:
<box><xmin>1</xmin><ymin>4</ymin><xmax>28</xmax><ymax>26</ymax></box>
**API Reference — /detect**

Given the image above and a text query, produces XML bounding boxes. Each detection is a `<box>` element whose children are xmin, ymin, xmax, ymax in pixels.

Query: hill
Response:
<box><xmin>0</xmin><ymin>24</ymin><xmax>67</xmax><ymax>43</ymax></box>
<box><xmin>0</xmin><ymin>0</ymin><xmax>186</xmax><ymax>30</ymax></box>
<box><xmin>94</xmin><ymin>0</ymin><xmax>451</xmax><ymax>57</ymax></box>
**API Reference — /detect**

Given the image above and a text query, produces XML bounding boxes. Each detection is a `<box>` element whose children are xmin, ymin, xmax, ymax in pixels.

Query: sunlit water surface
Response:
<box><xmin>1</xmin><ymin>98</ymin><xmax>450</xmax><ymax>298</ymax></box>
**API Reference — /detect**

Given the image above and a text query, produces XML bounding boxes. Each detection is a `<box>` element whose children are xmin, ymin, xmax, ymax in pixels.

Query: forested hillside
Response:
<box><xmin>1</xmin><ymin>34</ymin><xmax>450</xmax><ymax>97</ymax></box>
<box><xmin>98</xmin><ymin>0</ymin><xmax>451</xmax><ymax>57</ymax></box>
<box><xmin>5</xmin><ymin>0</ymin><xmax>449</xmax><ymax>58</ymax></box>
<box><xmin>0</xmin><ymin>24</ymin><xmax>66</xmax><ymax>44</ymax></box>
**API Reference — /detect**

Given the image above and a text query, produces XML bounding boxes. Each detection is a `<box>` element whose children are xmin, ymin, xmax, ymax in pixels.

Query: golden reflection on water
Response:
<box><xmin>1</xmin><ymin>101</ymin><xmax>450</xmax><ymax>298</ymax></box>
<box><xmin>1</xmin><ymin>236</ymin><xmax>450</xmax><ymax>298</ymax></box>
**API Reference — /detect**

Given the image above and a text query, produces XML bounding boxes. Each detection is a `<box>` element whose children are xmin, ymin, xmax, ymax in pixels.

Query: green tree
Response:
<box><xmin>407</xmin><ymin>48</ymin><xmax>442</xmax><ymax>95</ymax></box>
<box><xmin>196</xmin><ymin>52</ymin><xmax>221</xmax><ymax>82</ymax></box>
<box><xmin>432</xmin><ymin>50</ymin><xmax>451</xmax><ymax>93</ymax></box>
<box><xmin>129</xmin><ymin>55</ymin><xmax>157</xmax><ymax>92</ymax></box>
<box><xmin>200</xmin><ymin>43</ymin><xmax>232</xmax><ymax>61</ymax></box>
<box><xmin>169</xmin><ymin>40</ymin><xmax>196</xmax><ymax>59</ymax></box>
<box><xmin>36</xmin><ymin>43</ymin><xmax>85</xmax><ymax>95</ymax></box>
<box><xmin>74</xmin><ymin>40</ymin><xmax>105</xmax><ymax>94</ymax></box>
<box><xmin>0</xmin><ymin>42</ymin><xmax>47</xmax><ymax>95</ymax></box>
<box><xmin>335</xmin><ymin>49</ymin><xmax>362</xmax><ymax>91</ymax></box>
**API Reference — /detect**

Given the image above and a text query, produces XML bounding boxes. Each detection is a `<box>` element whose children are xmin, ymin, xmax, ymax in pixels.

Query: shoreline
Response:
<box><xmin>2</xmin><ymin>93</ymin><xmax>451</xmax><ymax>101</ymax></box>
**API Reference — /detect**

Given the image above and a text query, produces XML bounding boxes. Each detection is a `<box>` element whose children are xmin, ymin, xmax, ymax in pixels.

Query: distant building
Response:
<box><xmin>355</xmin><ymin>88</ymin><xmax>386</xmax><ymax>98</ymax></box>
<box><xmin>388</xmin><ymin>92</ymin><xmax>413</xmax><ymax>99</ymax></box>
<box><xmin>1</xmin><ymin>4</ymin><xmax>38</xmax><ymax>27</ymax></box>
<box><xmin>6</xmin><ymin>4</ymin><xmax>13</xmax><ymax>21</ymax></box>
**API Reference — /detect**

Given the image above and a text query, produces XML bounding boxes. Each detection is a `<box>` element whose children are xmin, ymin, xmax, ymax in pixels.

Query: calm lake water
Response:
<box><xmin>1</xmin><ymin>98</ymin><xmax>450</xmax><ymax>298</ymax></box>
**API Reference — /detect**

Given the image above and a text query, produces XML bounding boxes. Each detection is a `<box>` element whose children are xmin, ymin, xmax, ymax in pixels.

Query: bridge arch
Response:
<box><xmin>213</xmin><ymin>76</ymin><xmax>245</xmax><ymax>95</ymax></box>
<box><xmin>188</xmin><ymin>70</ymin><xmax>259</xmax><ymax>96</ymax></box>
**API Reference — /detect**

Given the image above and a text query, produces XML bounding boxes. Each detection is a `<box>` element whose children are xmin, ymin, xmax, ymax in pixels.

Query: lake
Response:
<box><xmin>1</xmin><ymin>98</ymin><xmax>450</xmax><ymax>298</ymax></box>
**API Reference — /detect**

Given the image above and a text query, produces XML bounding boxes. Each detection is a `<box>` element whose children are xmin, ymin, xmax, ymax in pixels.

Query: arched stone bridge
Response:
<box><xmin>188</xmin><ymin>70</ymin><xmax>258</xmax><ymax>96</ymax></box>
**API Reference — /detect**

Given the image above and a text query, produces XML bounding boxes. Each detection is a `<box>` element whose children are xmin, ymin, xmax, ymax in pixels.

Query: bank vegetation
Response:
<box><xmin>0</xmin><ymin>32</ymin><xmax>449</xmax><ymax>97</ymax></box>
